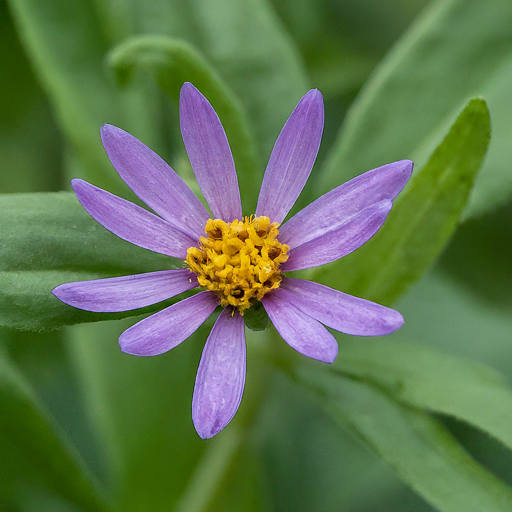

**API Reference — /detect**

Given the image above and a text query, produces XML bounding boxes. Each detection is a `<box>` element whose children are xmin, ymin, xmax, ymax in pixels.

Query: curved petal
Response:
<box><xmin>180</xmin><ymin>83</ymin><xmax>242</xmax><ymax>222</ymax></box>
<box><xmin>72</xmin><ymin>179</ymin><xmax>197</xmax><ymax>259</ymax></box>
<box><xmin>193</xmin><ymin>308</ymin><xmax>246</xmax><ymax>439</ymax></box>
<box><xmin>278</xmin><ymin>278</ymin><xmax>404</xmax><ymax>336</ymax></box>
<box><xmin>282</xmin><ymin>200</ymin><xmax>392</xmax><ymax>271</ymax></box>
<box><xmin>101</xmin><ymin>124</ymin><xmax>209</xmax><ymax>238</ymax></box>
<box><xmin>119</xmin><ymin>291</ymin><xmax>219</xmax><ymax>356</ymax></box>
<box><xmin>280</xmin><ymin>160</ymin><xmax>413</xmax><ymax>247</ymax></box>
<box><xmin>262</xmin><ymin>293</ymin><xmax>338</xmax><ymax>363</ymax></box>
<box><xmin>52</xmin><ymin>269</ymin><xmax>198</xmax><ymax>313</ymax></box>
<box><xmin>256</xmin><ymin>89</ymin><xmax>324</xmax><ymax>224</ymax></box>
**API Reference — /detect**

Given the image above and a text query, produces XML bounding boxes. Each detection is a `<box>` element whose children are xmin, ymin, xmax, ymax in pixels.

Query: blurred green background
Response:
<box><xmin>1</xmin><ymin>0</ymin><xmax>512</xmax><ymax>511</ymax></box>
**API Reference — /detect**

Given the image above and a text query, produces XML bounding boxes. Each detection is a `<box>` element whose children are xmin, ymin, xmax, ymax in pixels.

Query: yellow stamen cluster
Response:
<box><xmin>186</xmin><ymin>216</ymin><xmax>289</xmax><ymax>314</ymax></box>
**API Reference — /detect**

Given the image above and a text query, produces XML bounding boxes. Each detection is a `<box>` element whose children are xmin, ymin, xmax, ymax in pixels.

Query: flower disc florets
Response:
<box><xmin>186</xmin><ymin>216</ymin><xmax>289</xmax><ymax>313</ymax></box>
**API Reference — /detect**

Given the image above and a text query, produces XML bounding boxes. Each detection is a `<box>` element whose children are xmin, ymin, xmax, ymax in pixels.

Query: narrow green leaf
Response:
<box><xmin>173</xmin><ymin>0</ymin><xmax>310</xmax><ymax>158</ymax></box>
<box><xmin>334</xmin><ymin>337</ymin><xmax>512</xmax><ymax>452</ymax></box>
<box><xmin>0</xmin><ymin>351</ymin><xmax>109</xmax><ymax>511</ymax></box>
<box><xmin>68</xmin><ymin>319</ymin><xmax>273</xmax><ymax>511</ymax></box>
<box><xmin>174</xmin><ymin>427</ymin><xmax>243</xmax><ymax>512</ymax></box>
<box><xmin>6</xmin><ymin>0</ymin><xmax>159</xmax><ymax>193</ymax></box>
<box><xmin>314</xmin><ymin>98</ymin><xmax>490</xmax><ymax>305</ymax></box>
<box><xmin>199</xmin><ymin>436</ymin><xmax>270</xmax><ymax>512</ymax></box>
<box><xmin>0</xmin><ymin>192</ymin><xmax>171</xmax><ymax>274</ymax></box>
<box><xmin>107</xmin><ymin>35</ymin><xmax>262</xmax><ymax>213</ymax></box>
<box><xmin>439</xmin><ymin>200</ymin><xmax>512</xmax><ymax>308</ymax></box>
<box><xmin>91</xmin><ymin>0</ymin><xmax>309</xmax><ymax>157</ymax></box>
<box><xmin>0</xmin><ymin>192</ymin><xmax>180</xmax><ymax>330</ymax></box>
<box><xmin>9</xmin><ymin>0</ymin><xmax>308</xmax><ymax>195</ymax></box>
<box><xmin>394</xmin><ymin>267</ymin><xmax>512</xmax><ymax>379</ymax></box>
<box><xmin>254</xmin><ymin>366</ymin><xmax>419</xmax><ymax>511</ymax></box>
<box><xmin>320</xmin><ymin>0</ymin><xmax>512</xmax><ymax>217</ymax></box>
<box><xmin>67</xmin><ymin>319</ymin><xmax>209</xmax><ymax>511</ymax></box>
<box><xmin>297</xmin><ymin>367</ymin><xmax>512</xmax><ymax>512</ymax></box>
<box><xmin>0</xmin><ymin>12</ymin><xmax>62</xmax><ymax>194</ymax></box>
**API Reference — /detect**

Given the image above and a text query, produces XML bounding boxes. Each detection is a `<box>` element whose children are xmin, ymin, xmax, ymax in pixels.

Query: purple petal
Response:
<box><xmin>180</xmin><ymin>83</ymin><xmax>242</xmax><ymax>222</ymax></box>
<box><xmin>262</xmin><ymin>293</ymin><xmax>338</xmax><ymax>363</ymax></box>
<box><xmin>72</xmin><ymin>179</ymin><xmax>197</xmax><ymax>259</ymax></box>
<box><xmin>101</xmin><ymin>124</ymin><xmax>209</xmax><ymax>238</ymax></box>
<box><xmin>119</xmin><ymin>291</ymin><xmax>219</xmax><ymax>356</ymax></box>
<box><xmin>52</xmin><ymin>269</ymin><xmax>198</xmax><ymax>313</ymax></box>
<box><xmin>256</xmin><ymin>89</ymin><xmax>324</xmax><ymax>224</ymax></box>
<box><xmin>280</xmin><ymin>160</ymin><xmax>413</xmax><ymax>248</ymax></box>
<box><xmin>278</xmin><ymin>278</ymin><xmax>404</xmax><ymax>336</ymax></box>
<box><xmin>192</xmin><ymin>308</ymin><xmax>246</xmax><ymax>439</ymax></box>
<box><xmin>282</xmin><ymin>199</ymin><xmax>392</xmax><ymax>271</ymax></box>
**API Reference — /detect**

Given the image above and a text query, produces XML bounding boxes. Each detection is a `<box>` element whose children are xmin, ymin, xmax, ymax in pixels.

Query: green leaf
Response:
<box><xmin>0</xmin><ymin>350</ymin><xmax>109</xmax><ymax>511</ymax></box>
<box><xmin>67</xmin><ymin>319</ymin><xmax>209</xmax><ymax>511</ymax></box>
<box><xmin>0</xmin><ymin>12</ymin><xmax>62</xmax><ymax>194</ymax></box>
<box><xmin>185</xmin><ymin>0</ymin><xmax>309</xmax><ymax>157</ymax></box>
<box><xmin>107</xmin><ymin>35</ymin><xmax>262</xmax><ymax>213</ymax></box>
<box><xmin>254</xmin><ymin>367</ymin><xmax>424</xmax><ymax>511</ymax></box>
<box><xmin>439</xmin><ymin>199</ymin><xmax>512</xmax><ymax>308</ymax></box>
<box><xmin>173</xmin><ymin>426</ymin><xmax>270</xmax><ymax>512</ymax></box>
<box><xmin>96</xmin><ymin>0</ymin><xmax>309</xmax><ymax>155</ymax></box>
<box><xmin>7</xmin><ymin>0</ymin><xmax>158</xmax><ymax>194</ymax></box>
<box><xmin>9</xmin><ymin>0</ymin><xmax>308</xmax><ymax>195</ymax></box>
<box><xmin>67</xmin><ymin>319</ymin><xmax>274</xmax><ymax>511</ymax></box>
<box><xmin>297</xmin><ymin>367</ymin><xmax>512</xmax><ymax>512</ymax></box>
<box><xmin>174</xmin><ymin>427</ymin><xmax>243</xmax><ymax>512</ymax></box>
<box><xmin>320</xmin><ymin>0</ymin><xmax>512</xmax><ymax>218</ymax></box>
<box><xmin>314</xmin><ymin>98</ymin><xmax>490</xmax><ymax>305</ymax></box>
<box><xmin>334</xmin><ymin>337</ymin><xmax>512</xmax><ymax>452</ymax></box>
<box><xmin>395</xmin><ymin>266</ymin><xmax>512</xmax><ymax>379</ymax></box>
<box><xmin>198</xmin><ymin>436</ymin><xmax>270</xmax><ymax>512</ymax></box>
<box><xmin>0</xmin><ymin>192</ymin><xmax>180</xmax><ymax>330</ymax></box>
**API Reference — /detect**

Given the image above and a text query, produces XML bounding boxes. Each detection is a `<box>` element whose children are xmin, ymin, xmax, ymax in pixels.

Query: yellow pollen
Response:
<box><xmin>186</xmin><ymin>216</ymin><xmax>289</xmax><ymax>314</ymax></box>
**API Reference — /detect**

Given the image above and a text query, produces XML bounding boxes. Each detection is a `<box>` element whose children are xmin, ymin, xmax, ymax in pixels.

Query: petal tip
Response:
<box><xmin>389</xmin><ymin>160</ymin><xmax>414</xmax><ymax>189</ymax></box>
<box><xmin>181</xmin><ymin>81</ymin><xmax>194</xmax><ymax>90</ymax></box>
<box><xmin>193</xmin><ymin>419</ymin><xmax>224</xmax><ymax>440</ymax></box>
<box><xmin>118</xmin><ymin>334</ymin><xmax>130</xmax><ymax>353</ymax></box>
<box><xmin>70</xmin><ymin>178</ymin><xmax>96</xmax><ymax>204</ymax></box>
<box><xmin>118</xmin><ymin>335</ymin><xmax>141</xmax><ymax>356</ymax></box>
<box><xmin>400</xmin><ymin>159</ymin><xmax>414</xmax><ymax>178</ymax></box>
<box><xmin>374</xmin><ymin>308</ymin><xmax>404</xmax><ymax>336</ymax></box>
<box><xmin>301</xmin><ymin>89</ymin><xmax>324</xmax><ymax>115</ymax></box>
<box><xmin>100</xmin><ymin>123</ymin><xmax>119</xmax><ymax>141</ymax></box>
<box><xmin>118</xmin><ymin>329</ymin><xmax>142</xmax><ymax>356</ymax></box>
<box><xmin>305</xmin><ymin>88</ymin><xmax>323</xmax><ymax>103</ymax></box>
<box><xmin>51</xmin><ymin>284</ymin><xmax>65</xmax><ymax>301</ymax></box>
<box><xmin>100</xmin><ymin>124</ymin><xmax>132</xmax><ymax>153</ymax></box>
<box><xmin>180</xmin><ymin>82</ymin><xmax>201</xmax><ymax>102</ymax></box>
<box><xmin>70</xmin><ymin>177</ymin><xmax>86</xmax><ymax>191</ymax></box>
<box><xmin>389</xmin><ymin>310</ymin><xmax>405</xmax><ymax>332</ymax></box>
<box><xmin>323</xmin><ymin>344</ymin><xmax>338</xmax><ymax>364</ymax></box>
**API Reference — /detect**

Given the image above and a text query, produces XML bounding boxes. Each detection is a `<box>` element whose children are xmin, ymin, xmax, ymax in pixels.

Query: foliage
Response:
<box><xmin>2</xmin><ymin>0</ymin><xmax>512</xmax><ymax>510</ymax></box>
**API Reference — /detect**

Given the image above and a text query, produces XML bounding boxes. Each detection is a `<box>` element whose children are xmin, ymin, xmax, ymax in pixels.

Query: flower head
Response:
<box><xmin>52</xmin><ymin>83</ymin><xmax>412</xmax><ymax>439</ymax></box>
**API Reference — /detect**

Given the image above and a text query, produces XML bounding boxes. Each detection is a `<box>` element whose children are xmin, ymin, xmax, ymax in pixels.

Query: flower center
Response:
<box><xmin>186</xmin><ymin>216</ymin><xmax>289</xmax><ymax>314</ymax></box>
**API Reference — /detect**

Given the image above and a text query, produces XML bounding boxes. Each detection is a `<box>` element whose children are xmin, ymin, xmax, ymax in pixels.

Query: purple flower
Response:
<box><xmin>52</xmin><ymin>83</ymin><xmax>412</xmax><ymax>439</ymax></box>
